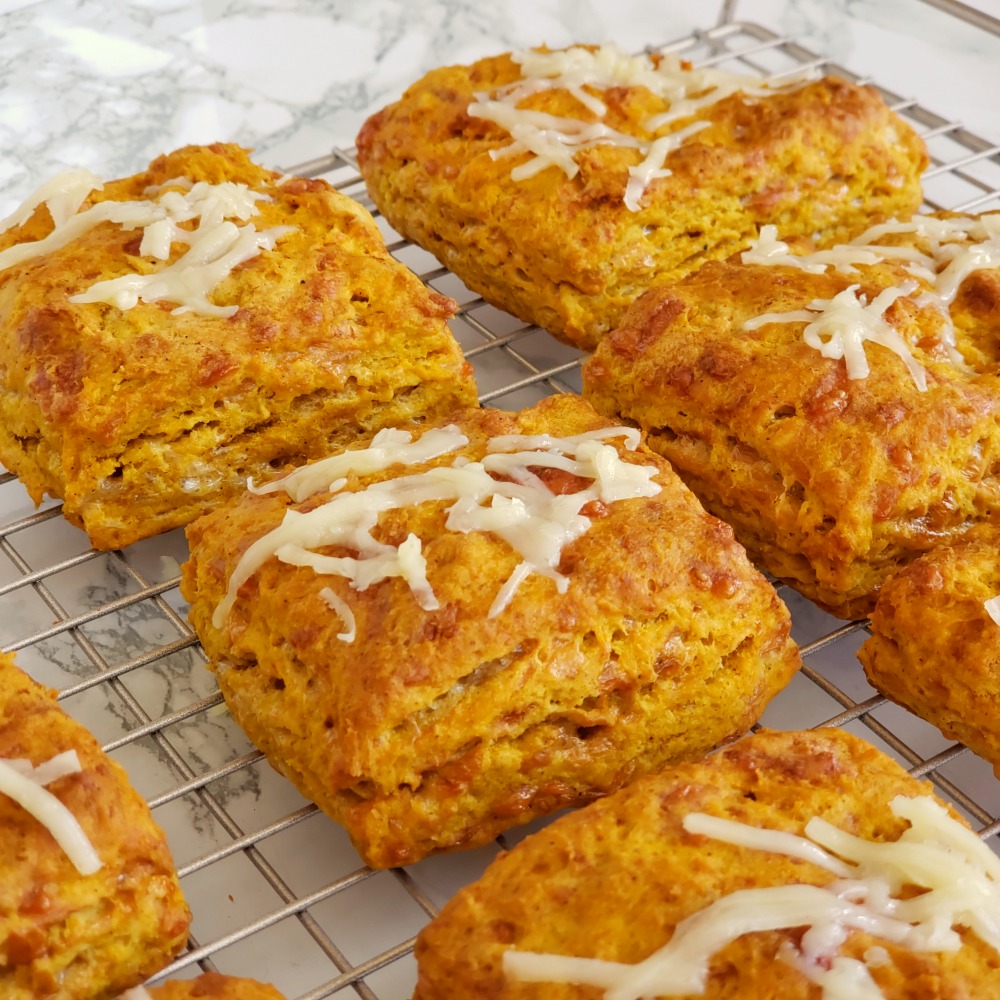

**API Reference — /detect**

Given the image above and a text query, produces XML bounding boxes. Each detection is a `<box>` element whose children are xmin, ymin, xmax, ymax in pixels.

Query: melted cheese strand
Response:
<box><xmin>744</xmin><ymin>283</ymin><xmax>926</xmax><ymax>391</ymax></box>
<box><xmin>505</xmin><ymin>885</ymin><xmax>914</xmax><ymax>998</ymax></box>
<box><xmin>935</xmin><ymin>240</ymin><xmax>1000</xmax><ymax>305</ymax></box>
<box><xmin>69</xmin><ymin>219</ymin><xmax>294</xmax><ymax>317</ymax></box>
<box><xmin>683</xmin><ymin>811</ymin><xmax>852</xmax><ymax>877</ymax></box>
<box><xmin>474</xmin><ymin>101</ymin><xmax>643</xmax><ymax>181</ymax></box>
<box><xmin>5</xmin><ymin>749</ymin><xmax>85</xmax><ymax>786</ymax></box>
<box><xmin>320</xmin><ymin>587</ymin><xmax>359</xmax><ymax>642</ymax></box>
<box><xmin>0</xmin><ymin>167</ymin><xmax>104</xmax><ymax>234</ymax></box>
<box><xmin>487</xmin><ymin>425</ymin><xmax>643</xmax><ymax>453</ymax></box>
<box><xmin>624</xmin><ymin>120</ymin><xmax>711</xmax><ymax>211</ymax></box>
<box><xmin>741</xmin><ymin>214</ymin><xmax>1000</xmax><ymax>374</ymax></box>
<box><xmin>985</xmin><ymin>595</ymin><xmax>1000</xmax><ymax>627</ymax></box>
<box><xmin>0</xmin><ymin>199</ymin><xmax>163</xmax><ymax>273</ymax></box>
<box><xmin>213</xmin><ymin>428</ymin><xmax>659</xmax><ymax>628</ymax></box>
<box><xmin>780</xmin><ymin>945</ymin><xmax>885</xmax><ymax>1000</ymax></box>
<box><xmin>472</xmin><ymin>43</ymin><xmax>802</xmax><ymax>210</ymax></box>
<box><xmin>0</xmin><ymin>755</ymin><xmax>102</xmax><ymax>875</ymax></box>
<box><xmin>250</xmin><ymin>425</ymin><xmax>469</xmax><ymax>502</ymax></box>
<box><xmin>741</xmin><ymin>224</ymin><xmax>884</xmax><ymax>275</ymax></box>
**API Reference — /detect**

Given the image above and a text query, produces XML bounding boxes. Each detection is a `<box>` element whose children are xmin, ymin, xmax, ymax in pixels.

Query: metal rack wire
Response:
<box><xmin>2</xmin><ymin>15</ymin><xmax>1000</xmax><ymax>999</ymax></box>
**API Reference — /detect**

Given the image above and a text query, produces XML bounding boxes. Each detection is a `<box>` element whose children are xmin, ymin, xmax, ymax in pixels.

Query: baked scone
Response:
<box><xmin>0</xmin><ymin>652</ymin><xmax>190</xmax><ymax>999</ymax></box>
<box><xmin>858</xmin><ymin>519</ymin><xmax>1000</xmax><ymax>773</ymax></box>
<box><xmin>414</xmin><ymin>727</ymin><xmax>1000</xmax><ymax>999</ymax></box>
<box><xmin>131</xmin><ymin>972</ymin><xmax>285</xmax><ymax>999</ymax></box>
<box><xmin>181</xmin><ymin>393</ymin><xmax>800</xmax><ymax>869</ymax></box>
<box><xmin>583</xmin><ymin>212</ymin><xmax>1000</xmax><ymax>618</ymax></box>
<box><xmin>0</xmin><ymin>143</ymin><xmax>477</xmax><ymax>550</ymax></box>
<box><xmin>355</xmin><ymin>43</ymin><xmax>928</xmax><ymax>350</ymax></box>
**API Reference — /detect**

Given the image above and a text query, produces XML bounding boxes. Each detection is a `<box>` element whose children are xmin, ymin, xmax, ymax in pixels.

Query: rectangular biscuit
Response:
<box><xmin>356</xmin><ymin>44</ymin><xmax>927</xmax><ymax>350</ymax></box>
<box><xmin>0</xmin><ymin>143</ymin><xmax>477</xmax><ymax>550</ymax></box>
<box><xmin>180</xmin><ymin>394</ymin><xmax>799</xmax><ymax>868</ymax></box>
<box><xmin>858</xmin><ymin>518</ymin><xmax>1000</xmax><ymax>773</ymax></box>
<box><xmin>414</xmin><ymin>727</ymin><xmax>1000</xmax><ymax>999</ymax></box>
<box><xmin>584</xmin><ymin>213</ymin><xmax>1000</xmax><ymax>617</ymax></box>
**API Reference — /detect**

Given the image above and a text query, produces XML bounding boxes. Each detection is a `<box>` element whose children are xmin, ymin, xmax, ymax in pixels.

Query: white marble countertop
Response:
<box><xmin>2</xmin><ymin>1</ymin><xmax>1000</xmax><ymax>996</ymax></box>
<box><xmin>2</xmin><ymin>0</ymin><xmax>999</xmax><ymax>212</ymax></box>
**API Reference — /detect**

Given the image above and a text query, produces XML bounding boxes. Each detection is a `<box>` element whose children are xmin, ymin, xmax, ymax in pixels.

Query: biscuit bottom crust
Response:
<box><xmin>150</xmin><ymin>973</ymin><xmax>285</xmax><ymax>999</ymax></box>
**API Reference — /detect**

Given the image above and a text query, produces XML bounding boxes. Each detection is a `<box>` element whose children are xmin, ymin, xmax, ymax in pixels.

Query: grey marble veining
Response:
<box><xmin>3</xmin><ymin>0</ymin><xmax>997</xmax><ymax>213</ymax></box>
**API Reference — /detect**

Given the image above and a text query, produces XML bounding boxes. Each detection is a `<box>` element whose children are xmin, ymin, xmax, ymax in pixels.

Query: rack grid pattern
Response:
<box><xmin>2</xmin><ymin>16</ymin><xmax>1000</xmax><ymax>999</ymax></box>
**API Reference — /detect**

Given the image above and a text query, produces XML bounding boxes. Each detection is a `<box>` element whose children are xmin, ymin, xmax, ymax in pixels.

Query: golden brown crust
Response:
<box><xmin>149</xmin><ymin>972</ymin><xmax>285</xmax><ymax>999</ymax></box>
<box><xmin>0</xmin><ymin>143</ymin><xmax>476</xmax><ymax>550</ymax></box>
<box><xmin>413</xmin><ymin>727</ymin><xmax>1000</xmax><ymax>999</ymax></box>
<box><xmin>181</xmin><ymin>394</ymin><xmax>799</xmax><ymax>868</ymax></box>
<box><xmin>356</xmin><ymin>49</ymin><xmax>927</xmax><ymax>349</ymax></box>
<box><xmin>583</xmin><ymin>224</ymin><xmax>1000</xmax><ymax>618</ymax></box>
<box><xmin>0</xmin><ymin>652</ymin><xmax>190</xmax><ymax>999</ymax></box>
<box><xmin>858</xmin><ymin>519</ymin><xmax>1000</xmax><ymax>772</ymax></box>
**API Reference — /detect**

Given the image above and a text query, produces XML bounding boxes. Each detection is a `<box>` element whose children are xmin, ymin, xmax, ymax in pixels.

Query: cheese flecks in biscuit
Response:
<box><xmin>183</xmin><ymin>395</ymin><xmax>799</xmax><ymax>868</ymax></box>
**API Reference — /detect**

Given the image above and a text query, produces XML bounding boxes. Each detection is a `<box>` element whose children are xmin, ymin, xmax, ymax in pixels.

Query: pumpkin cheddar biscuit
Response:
<box><xmin>414</xmin><ymin>728</ymin><xmax>1000</xmax><ymax>999</ymax></box>
<box><xmin>181</xmin><ymin>394</ymin><xmax>799</xmax><ymax>868</ymax></box>
<box><xmin>0</xmin><ymin>143</ymin><xmax>476</xmax><ymax>550</ymax></box>
<box><xmin>0</xmin><ymin>652</ymin><xmax>190</xmax><ymax>999</ymax></box>
<box><xmin>584</xmin><ymin>214</ymin><xmax>1000</xmax><ymax>617</ymax></box>
<box><xmin>356</xmin><ymin>44</ymin><xmax>927</xmax><ymax>350</ymax></box>
<box><xmin>859</xmin><ymin>518</ymin><xmax>1000</xmax><ymax>772</ymax></box>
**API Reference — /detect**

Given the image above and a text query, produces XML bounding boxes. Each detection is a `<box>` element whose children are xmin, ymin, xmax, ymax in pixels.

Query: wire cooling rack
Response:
<box><xmin>3</xmin><ymin>15</ymin><xmax>1000</xmax><ymax>1000</ymax></box>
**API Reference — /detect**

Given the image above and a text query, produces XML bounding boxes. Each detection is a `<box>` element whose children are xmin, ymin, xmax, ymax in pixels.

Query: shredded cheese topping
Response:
<box><xmin>0</xmin><ymin>170</ymin><xmax>294</xmax><ymax>316</ymax></box>
<box><xmin>214</xmin><ymin>424</ymin><xmax>659</xmax><ymax>636</ymax></box>
<box><xmin>248</xmin><ymin>425</ymin><xmax>470</xmax><ymax>503</ymax></box>
<box><xmin>504</xmin><ymin>794</ymin><xmax>1000</xmax><ymax>1000</ymax></box>
<box><xmin>740</xmin><ymin>213</ymin><xmax>1000</xmax><ymax>386</ymax></box>
<box><xmin>0</xmin><ymin>167</ymin><xmax>103</xmax><ymax>234</ymax></box>
<box><xmin>470</xmin><ymin>44</ymin><xmax>803</xmax><ymax>211</ymax></box>
<box><xmin>0</xmin><ymin>750</ymin><xmax>102</xmax><ymax>875</ymax></box>
<box><xmin>985</xmin><ymin>595</ymin><xmax>1000</xmax><ymax>627</ymax></box>
<box><xmin>744</xmin><ymin>283</ymin><xmax>926</xmax><ymax>391</ymax></box>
